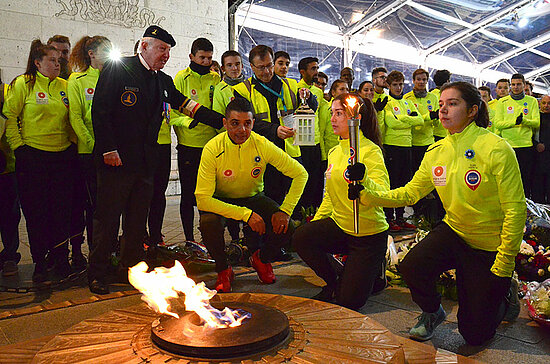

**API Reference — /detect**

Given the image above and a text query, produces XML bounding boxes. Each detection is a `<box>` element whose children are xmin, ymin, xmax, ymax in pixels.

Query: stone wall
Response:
<box><xmin>0</xmin><ymin>0</ymin><xmax>229</xmax><ymax>195</ymax></box>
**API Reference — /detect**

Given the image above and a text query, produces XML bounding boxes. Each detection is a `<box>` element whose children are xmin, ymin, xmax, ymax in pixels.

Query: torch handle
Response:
<box><xmin>348</xmin><ymin>118</ymin><xmax>360</xmax><ymax>234</ymax></box>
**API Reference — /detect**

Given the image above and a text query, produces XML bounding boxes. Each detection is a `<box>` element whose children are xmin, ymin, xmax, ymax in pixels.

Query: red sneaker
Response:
<box><xmin>389</xmin><ymin>221</ymin><xmax>402</xmax><ymax>231</ymax></box>
<box><xmin>249</xmin><ymin>250</ymin><xmax>276</xmax><ymax>284</ymax></box>
<box><xmin>215</xmin><ymin>266</ymin><xmax>235</xmax><ymax>293</ymax></box>
<box><xmin>399</xmin><ymin>220</ymin><xmax>417</xmax><ymax>230</ymax></box>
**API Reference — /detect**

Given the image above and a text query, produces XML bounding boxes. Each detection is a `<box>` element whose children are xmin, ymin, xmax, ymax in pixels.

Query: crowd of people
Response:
<box><xmin>1</xmin><ymin>24</ymin><xmax>548</xmax><ymax>346</ymax></box>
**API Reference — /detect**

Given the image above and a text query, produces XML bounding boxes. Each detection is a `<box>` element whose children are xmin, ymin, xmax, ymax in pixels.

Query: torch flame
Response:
<box><xmin>344</xmin><ymin>95</ymin><xmax>361</xmax><ymax>119</ymax></box>
<box><xmin>128</xmin><ymin>261</ymin><xmax>250</xmax><ymax>328</ymax></box>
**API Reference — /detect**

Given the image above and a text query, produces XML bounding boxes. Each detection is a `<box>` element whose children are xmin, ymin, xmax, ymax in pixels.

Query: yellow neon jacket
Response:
<box><xmin>171</xmin><ymin>67</ymin><xmax>220</xmax><ymax>148</ymax></box>
<box><xmin>487</xmin><ymin>99</ymin><xmax>498</xmax><ymax>135</ymax></box>
<box><xmin>296</xmin><ymin>79</ymin><xmax>321</xmax><ymax>144</ymax></box>
<box><xmin>67</xmin><ymin>66</ymin><xmax>99</xmax><ymax>154</ymax></box>
<box><xmin>314</xmin><ymin>134</ymin><xmax>389</xmax><ymax>236</ymax></box>
<box><xmin>3</xmin><ymin>72</ymin><xmax>72</xmax><ymax>151</ymax></box>
<box><xmin>373</xmin><ymin>91</ymin><xmax>387</xmax><ymax>143</ymax></box>
<box><xmin>157</xmin><ymin>119</ymin><xmax>171</xmax><ymax>145</ymax></box>
<box><xmin>383</xmin><ymin>95</ymin><xmax>424</xmax><ymax>147</ymax></box>
<box><xmin>233</xmin><ymin>77</ymin><xmax>301</xmax><ymax>157</ymax></box>
<box><xmin>494</xmin><ymin>95</ymin><xmax>540</xmax><ymax>148</ymax></box>
<box><xmin>404</xmin><ymin>90</ymin><xmax>438</xmax><ymax>146</ymax></box>
<box><xmin>195</xmin><ymin>131</ymin><xmax>308</xmax><ymax>221</ymax></box>
<box><xmin>318</xmin><ymin>98</ymin><xmax>338</xmax><ymax>160</ymax></box>
<box><xmin>212</xmin><ymin>80</ymin><xmax>235</xmax><ymax>116</ymax></box>
<box><xmin>1</xmin><ymin>84</ymin><xmax>15</xmax><ymax>174</ymax></box>
<box><xmin>362</xmin><ymin>122</ymin><xmax>525</xmax><ymax>277</ymax></box>
<box><xmin>431</xmin><ymin>88</ymin><xmax>447</xmax><ymax>138</ymax></box>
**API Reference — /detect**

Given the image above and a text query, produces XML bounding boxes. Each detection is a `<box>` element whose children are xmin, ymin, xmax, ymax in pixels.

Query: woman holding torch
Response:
<box><xmin>293</xmin><ymin>93</ymin><xmax>390</xmax><ymax>310</ymax></box>
<box><xmin>361</xmin><ymin>82</ymin><xmax>524</xmax><ymax>345</ymax></box>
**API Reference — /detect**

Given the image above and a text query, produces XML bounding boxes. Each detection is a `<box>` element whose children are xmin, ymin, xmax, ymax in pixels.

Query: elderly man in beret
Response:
<box><xmin>88</xmin><ymin>26</ymin><xmax>224</xmax><ymax>294</ymax></box>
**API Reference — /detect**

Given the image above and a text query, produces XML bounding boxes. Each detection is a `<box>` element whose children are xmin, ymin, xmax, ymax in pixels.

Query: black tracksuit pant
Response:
<box><xmin>293</xmin><ymin>218</ymin><xmax>388</xmax><ymax>310</ymax></box>
<box><xmin>148</xmin><ymin>144</ymin><xmax>172</xmax><ymax>244</ymax></box>
<box><xmin>177</xmin><ymin>145</ymin><xmax>202</xmax><ymax>242</ymax></box>
<box><xmin>398</xmin><ymin>222</ymin><xmax>511</xmax><ymax>345</ymax></box>
<box><xmin>383</xmin><ymin>145</ymin><xmax>412</xmax><ymax>221</ymax></box>
<box><xmin>0</xmin><ymin>172</ymin><xmax>21</xmax><ymax>262</ymax></box>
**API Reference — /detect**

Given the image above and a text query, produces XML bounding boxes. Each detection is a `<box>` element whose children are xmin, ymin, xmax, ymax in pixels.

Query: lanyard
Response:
<box><xmin>163</xmin><ymin>102</ymin><xmax>171</xmax><ymax>124</ymax></box>
<box><xmin>254</xmin><ymin>75</ymin><xmax>287</xmax><ymax>112</ymax></box>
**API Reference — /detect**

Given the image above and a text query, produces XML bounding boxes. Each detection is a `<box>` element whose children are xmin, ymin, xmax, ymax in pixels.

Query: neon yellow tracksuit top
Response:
<box><xmin>233</xmin><ymin>77</ymin><xmax>301</xmax><ymax>157</ymax></box>
<box><xmin>212</xmin><ymin>80</ymin><xmax>235</xmax><ymax>116</ymax></box>
<box><xmin>404</xmin><ymin>90</ymin><xmax>438</xmax><ymax>146</ymax></box>
<box><xmin>296</xmin><ymin>79</ymin><xmax>322</xmax><ymax>144</ymax></box>
<box><xmin>383</xmin><ymin>95</ymin><xmax>424</xmax><ymax>147</ymax></box>
<box><xmin>318</xmin><ymin>98</ymin><xmax>338</xmax><ymax>160</ymax></box>
<box><xmin>494</xmin><ymin>95</ymin><xmax>540</xmax><ymax>148</ymax></box>
<box><xmin>195</xmin><ymin>131</ymin><xmax>308</xmax><ymax>221</ymax></box>
<box><xmin>373</xmin><ymin>91</ymin><xmax>387</xmax><ymax>143</ymax></box>
<box><xmin>487</xmin><ymin>99</ymin><xmax>498</xmax><ymax>135</ymax></box>
<box><xmin>362</xmin><ymin>122</ymin><xmax>526</xmax><ymax>277</ymax></box>
<box><xmin>171</xmin><ymin>67</ymin><xmax>220</xmax><ymax>148</ymax></box>
<box><xmin>67</xmin><ymin>66</ymin><xmax>99</xmax><ymax>154</ymax></box>
<box><xmin>431</xmin><ymin>88</ymin><xmax>447</xmax><ymax>138</ymax></box>
<box><xmin>0</xmin><ymin>84</ymin><xmax>15</xmax><ymax>174</ymax></box>
<box><xmin>314</xmin><ymin>134</ymin><xmax>389</xmax><ymax>236</ymax></box>
<box><xmin>3</xmin><ymin>72</ymin><xmax>71</xmax><ymax>152</ymax></box>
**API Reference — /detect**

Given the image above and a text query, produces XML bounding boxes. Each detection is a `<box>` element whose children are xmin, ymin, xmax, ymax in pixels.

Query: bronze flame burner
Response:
<box><xmin>151</xmin><ymin>301</ymin><xmax>290</xmax><ymax>359</ymax></box>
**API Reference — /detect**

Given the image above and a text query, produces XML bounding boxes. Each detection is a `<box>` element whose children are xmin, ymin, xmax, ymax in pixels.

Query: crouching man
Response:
<box><xmin>196</xmin><ymin>98</ymin><xmax>308</xmax><ymax>292</ymax></box>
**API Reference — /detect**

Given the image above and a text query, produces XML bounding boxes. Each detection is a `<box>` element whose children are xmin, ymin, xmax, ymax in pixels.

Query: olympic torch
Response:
<box><xmin>344</xmin><ymin>96</ymin><xmax>361</xmax><ymax>234</ymax></box>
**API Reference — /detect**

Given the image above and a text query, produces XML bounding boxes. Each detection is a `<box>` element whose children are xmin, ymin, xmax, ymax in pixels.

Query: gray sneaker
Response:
<box><xmin>503</xmin><ymin>277</ymin><xmax>520</xmax><ymax>322</ymax></box>
<box><xmin>2</xmin><ymin>260</ymin><xmax>18</xmax><ymax>277</ymax></box>
<box><xmin>409</xmin><ymin>304</ymin><xmax>446</xmax><ymax>341</ymax></box>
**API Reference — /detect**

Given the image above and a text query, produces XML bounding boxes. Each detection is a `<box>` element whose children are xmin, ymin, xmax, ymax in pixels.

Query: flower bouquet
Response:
<box><xmin>524</xmin><ymin>279</ymin><xmax>550</xmax><ymax>328</ymax></box>
<box><xmin>515</xmin><ymin>240</ymin><xmax>550</xmax><ymax>282</ymax></box>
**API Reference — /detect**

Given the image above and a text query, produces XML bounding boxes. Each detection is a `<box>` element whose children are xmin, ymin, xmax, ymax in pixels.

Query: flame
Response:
<box><xmin>128</xmin><ymin>261</ymin><xmax>250</xmax><ymax>328</ymax></box>
<box><xmin>344</xmin><ymin>95</ymin><xmax>361</xmax><ymax>118</ymax></box>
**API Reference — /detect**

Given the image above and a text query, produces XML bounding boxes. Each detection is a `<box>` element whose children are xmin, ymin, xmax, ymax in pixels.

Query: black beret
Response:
<box><xmin>143</xmin><ymin>25</ymin><xmax>176</xmax><ymax>47</ymax></box>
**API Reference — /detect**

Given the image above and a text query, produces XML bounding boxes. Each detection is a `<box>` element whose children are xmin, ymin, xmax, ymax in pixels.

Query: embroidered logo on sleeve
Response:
<box><xmin>432</xmin><ymin>166</ymin><xmax>446</xmax><ymax>186</ymax></box>
<box><xmin>465</xmin><ymin>170</ymin><xmax>481</xmax><ymax>191</ymax></box>
<box><xmin>507</xmin><ymin>106</ymin><xmax>514</xmax><ymax>114</ymax></box>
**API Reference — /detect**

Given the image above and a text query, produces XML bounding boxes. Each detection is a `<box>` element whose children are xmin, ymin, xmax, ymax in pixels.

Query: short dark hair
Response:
<box><xmin>317</xmin><ymin>71</ymin><xmax>328</xmax><ymax>81</ymax></box>
<box><xmin>191</xmin><ymin>38</ymin><xmax>213</xmax><ymax>55</ymax></box>
<box><xmin>225</xmin><ymin>98</ymin><xmax>253</xmax><ymax>118</ymax></box>
<box><xmin>329</xmin><ymin>79</ymin><xmax>347</xmax><ymax>97</ymax></box>
<box><xmin>433</xmin><ymin>70</ymin><xmax>451</xmax><ymax>87</ymax></box>
<box><xmin>47</xmin><ymin>35</ymin><xmax>70</xmax><ymax>46</ymax></box>
<box><xmin>298</xmin><ymin>57</ymin><xmax>318</xmax><ymax>71</ymax></box>
<box><xmin>441</xmin><ymin>81</ymin><xmax>489</xmax><ymax>128</ymax></box>
<box><xmin>525</xmin><ymin>80</ymin><xmax>533</xmax><ymax>91</ymax></box>
<box><xmin>340</xmin><ymin>66</ymin><xmax>354</xmax><ymax>76</ymax></box>
<box><xmin>221</xmin><ymin>50</ymin><xmax>241</xmax><ymax>67</ymax></box>
<box><xmin>249</xmin><ymin>45</ymin><xmax>273</xmax><ymax>64</ymax></box>
<box><xmin>412</xmin><ymin>68</ymin><xmax>429</xmax><ymax>80</ymax></box>
<box><xmin>274</xmin><ymin>51</ymin><xmax>290</xmax><ymax>62</ymax></box>
<box><xmin>478</xmin><ymin>85</ymin><xmax>491</xmax><ymax>93</ymax></box>
<box><xmin>496</xmin><ymin>78</ymin><xmax>510</xmax><ymax>86</ymax></box>
<box><xmin>511</xmin><ymin>73</ymin><xmax>525</xmax><ymax>83</ymax></box>
<box><xmin>372</xmin><ymin>67</ymin><xmax>387</xmax><ymax>78</ymax></box>
<box><xmin>386</xmin><ymin>70</ymin><xmax>404</xmax><ymax>85</ymax></box>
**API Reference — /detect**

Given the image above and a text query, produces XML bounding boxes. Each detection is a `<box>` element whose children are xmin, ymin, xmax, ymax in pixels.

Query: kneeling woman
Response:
<box><xmin>293</xmin><ymin>93</ymin><xmax>389</xmax><ymax>310</ymax></box>
<box><xmin>361</xmin><ymin>82</ymin><xmax>525</xmax><ymax>345</ymax></box>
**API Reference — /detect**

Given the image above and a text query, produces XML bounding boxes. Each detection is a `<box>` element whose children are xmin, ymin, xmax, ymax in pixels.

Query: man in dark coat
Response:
<box><xmin>88</xmin><ymin>26</ymin><xmax>223</xmax><ymax>294</ymax></box>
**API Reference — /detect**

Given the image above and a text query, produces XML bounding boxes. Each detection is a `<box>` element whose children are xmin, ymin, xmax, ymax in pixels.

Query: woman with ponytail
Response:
<box><xmin>361</xmin><ymin>82</ymin><xmax>525</xmax><ymax>345</ymax></box>
<box><xmin>293</xmin><ymin>93</ymin><xmax>390</xmax><ymax>310</ymax></box>
<box><xmin>3</xmin><ymin>39</ymin><xmax>76</xmax><ymax>283</ymax></box>
<box><xmin>67</xmin><ymin>36</ymin><xmax>111</xmax><ymax>271</ymax></box>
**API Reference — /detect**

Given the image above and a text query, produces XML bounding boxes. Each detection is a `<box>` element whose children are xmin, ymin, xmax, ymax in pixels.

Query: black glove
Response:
<box><xmin>346</xmin><ymin>163</ymin><xmax>366</xmax><ymax>181</ymax></box>
<box><xmin>189</xmin><ymin>106</ymin><xmax>224</xmax><ymax>130</ymax></box>
<box><xmin>409</xmin><ymin>111</ymin><xmax>418</xmax><ymax>117</ymax></box>
<box><xmin>348</xmin><ymin>183</ymin><xmax>365</xmax><ymax>200</ymax></box>
<box><xmin>515</xmin><ymin>113</ymin><xmax>523</xmax><ymax>125</ymax></box>
<box><xmin>373</xmin><ymin>97</ymin><xmax>388</xmax><ymax>112</ymax></box>
<box><xmin>429</xmin><ymin>110</ymin><xmax>439</xmax><ymax>120</ymax></box>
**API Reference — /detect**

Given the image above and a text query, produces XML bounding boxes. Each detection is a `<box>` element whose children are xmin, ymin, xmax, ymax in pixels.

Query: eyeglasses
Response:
<box><xmin>374</xmin><ymin>75</ymin><xmax>387</xmax><ymax>80</ymax></box>
<box><xmin>251</xmin><ymin>62</ymin><xmax>274</xmax><ymax>72</ymax></box>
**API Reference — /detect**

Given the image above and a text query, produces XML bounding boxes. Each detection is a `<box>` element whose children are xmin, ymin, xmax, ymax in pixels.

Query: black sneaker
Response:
<box><xmin>312</xmin><ymin>284</ymin><xmax>335</xmax><ymax>303</ymax></box>
<box><xmin>71</xmin><ymin>251</ymin><xmax>88</xmax><ymax>272</ymax></box>
<box><xmin>52</xmin><ymin>260</ymin><xmax>71</xmax><ymax>282</ymax></box>
<box><xmin>32</xmin><ymin>263</ymin><xmax>49</xmax><ymax>283</ymax></box>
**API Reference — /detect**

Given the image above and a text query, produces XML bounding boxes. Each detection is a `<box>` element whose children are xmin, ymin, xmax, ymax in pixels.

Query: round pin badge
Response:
<box><xmin>224</xmin><ymin>169</ymin><xmax>233</xmax><ymax>177</ymax></box>
<box><xmin>464</xmin><ymin>149</ymin><xmax>475</xmax><ymax>159</ymax></box>
<box><xmin>465</xmin><ymin>170</ymin><xmax>481</xmax><ymax>191</ymax></box>
<box><xmin>343</xmin><ymin>169</ymin><xmax>351</xmax><ymax>184</ymax></box>
<box><xmin>121</xmin><ymin>91</ymin><xmax>137</xmax><ymax>106</ymax></box>
<box><xmin>523</xmin><ymin>108</ymin><xmax>529</xmax><ymax>115</ymax></box>
<box><xmin>254</xmin><ymin>156</ymin><xmax>261</xmax><ymax>163</ymax></box>
<box><xmin>60</xmin><ymin>91</ymin><xmax>66</xmax><ymax>96</ymax></box>
<box><xmin>251</xmin><ymin>167</ymin><xmax>261</xmax><ymax>178</ymax></box>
